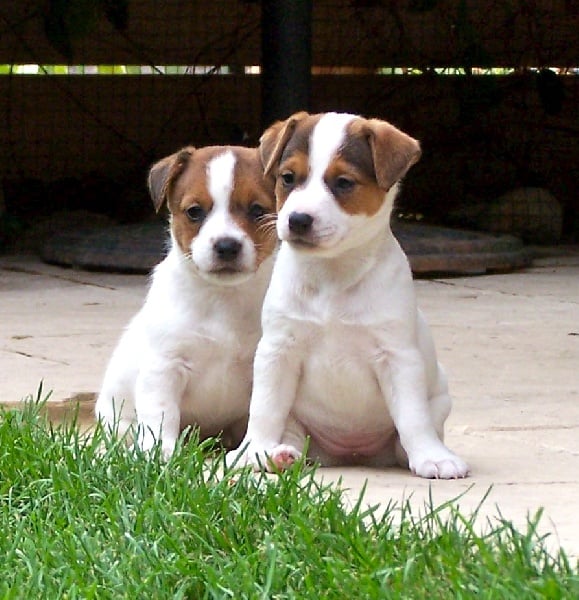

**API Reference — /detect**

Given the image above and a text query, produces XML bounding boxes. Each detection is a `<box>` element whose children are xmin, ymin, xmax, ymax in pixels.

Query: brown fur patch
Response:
<box><xmin>169</xmin><ymin>150</ymin><xmax>214</xmax><ymax>256</ymax></box>
<box><xmin>337</xmin><ymin>131</ymin><xmax>376</xmax><ymax>182</ymax></box>
<box><xmin>324</xmin><ymin>157</ymin><xmax>385</xmax><ymax>216</ymax></box>
<box><xmin>230</xmin><ymin>147</ymin><xmax>277</xmax><ymax>266</ymax></box>
<box><xmin>148</xmin><ymin>146</ymin><xmax>195</xmax><ymax>212</ymax></box>
<box><xmin>260</xmin><ymin>111</ymin><xmax>311</xmax><ymax>177</ymax></box>
<box><xmin>260</xmin><ymin>112</ymin><xmax>324</xmax><ymax>178</ymax></box>
<box><xmin>275</xmin><ymin>151</ymin><xmax>310</xmax><ymax>211</ymax></box>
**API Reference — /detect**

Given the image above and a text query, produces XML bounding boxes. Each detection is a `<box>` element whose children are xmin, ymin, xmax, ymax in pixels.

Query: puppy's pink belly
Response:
<box><xmin>308</xmin><ymin>424</ymin><xmax>392</xmax><ymax>457</ymax></box>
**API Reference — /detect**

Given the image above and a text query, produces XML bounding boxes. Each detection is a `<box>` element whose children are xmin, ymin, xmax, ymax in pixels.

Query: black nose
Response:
<box><xmin>214</xmin><ymin>237</ymin><xmax>242</xmax><ymax>261</ymax></box>
<box><xmin>288</xmin><ymin>212</ymin><xmax>314</xmax><ymax>235</ymax></box>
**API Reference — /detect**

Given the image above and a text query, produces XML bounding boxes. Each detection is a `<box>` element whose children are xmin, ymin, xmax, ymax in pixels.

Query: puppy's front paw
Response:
<box><xmin>137</xmin><ymin>428</ymin><xmax>176</xmax><ymax>461</ymax></box>
<box><xmin>225</xmin><ymin>443</ymin><xmax>301</xmax><ymax>472</ymax></box>
<box><xmin>225</xmin><ymin>446</ymin><xmax>252</xmax><ymax>469</ymax></box>
<box><xmin>410</xmin><ymin>450</ymin><xmax>469</xmax><ymax>479</ymax></box>
<box><xmin>268</xmin><ymin>444</ymin><xmax>301</xmax><ymax>471</ymax></box>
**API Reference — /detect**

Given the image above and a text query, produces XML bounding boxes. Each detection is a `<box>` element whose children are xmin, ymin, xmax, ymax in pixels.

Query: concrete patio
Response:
<box><xmin>1</xmin><ymin>251</ymin><xmax>578</xmax><ymax>558</ymax></box>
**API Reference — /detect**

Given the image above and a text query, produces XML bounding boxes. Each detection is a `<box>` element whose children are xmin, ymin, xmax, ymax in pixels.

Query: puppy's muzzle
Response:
<box><xmin>214</xmin><ymin>237</ymin><xmax>242</xmax><ymax>262</ymax></box>
<box><xmin>288</xmin><ymin>212</ymin><xmax>314</xmax><ymax>235</ymax></box>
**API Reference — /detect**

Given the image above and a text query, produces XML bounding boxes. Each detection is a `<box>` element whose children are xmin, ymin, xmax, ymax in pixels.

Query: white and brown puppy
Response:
<box><xmin>227</xmin><ymin>112</ymin><xmax>469</xmax><ymax>479</ymax></box>
<box><xmin>95</xmin><ymin>145</ymin><xmax>277</xmax><ymax>458</ymax></box>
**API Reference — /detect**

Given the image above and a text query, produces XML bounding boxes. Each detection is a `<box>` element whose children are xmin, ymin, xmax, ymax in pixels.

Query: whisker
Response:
<box><xmin>257</xmin><ymin>213</ymin><xmax>277</xmax><ymax>225</ymax></box>
<box><xmin>255</xmin><ymin>217</ymin><xmax>279</xmax><ymax>245</ymax></box>
<box><xmin>258</xmin><ymin>226</ymin><xmax>279</xmax><ymax>243</ymax></box>
<box><xmin>257</xmin><ymin>220</ymin><xmax>276</xmax><ymax>232</ymax></box>
<box><xmin>257</xmin><ymin>214</ymin><xmax>278</xmax><ymax>235</ymax></box>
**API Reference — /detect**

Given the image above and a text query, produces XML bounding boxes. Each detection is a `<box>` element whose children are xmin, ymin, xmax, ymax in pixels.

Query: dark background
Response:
<box><xmin>0</xmin><ymin>0</ymin><xmax>577</xmax><ymax>243</ymax></box>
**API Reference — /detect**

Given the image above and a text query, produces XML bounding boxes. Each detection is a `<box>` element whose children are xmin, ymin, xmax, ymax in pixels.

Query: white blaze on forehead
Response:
<box><xmin>191</xmin><ymin>148</ymin><xmax>256</xmax><ymax>277</ymax></box>
<box><xmin>207</xmin><ymin>150</ymin><xmax>236</xmax><ymax>213</ymax></box>
<box><xmin>309</xmin><ymin>112</ymin><xmax>357</xmax><ymax>177</ymax></box>
<box><xmin>199</xmin><ymin>149</ymin><xmax>239</xmax><ymax>244</ymax></box>
<box><xmin>277</xmin><ymin>113</ymin><xmax>358</xmax><ymax>247</ymax></box>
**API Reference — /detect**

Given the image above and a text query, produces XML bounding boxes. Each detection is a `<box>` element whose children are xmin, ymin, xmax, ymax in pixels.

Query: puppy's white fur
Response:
<box><xmin>227</xmin><ymin>112</ymin><xmax>469</xmax><ymax>479</ymax></box>
<box><xmin>96</xmin><ymin>146</ymin><xmax>276</xmax><ymax>458</ymax></box>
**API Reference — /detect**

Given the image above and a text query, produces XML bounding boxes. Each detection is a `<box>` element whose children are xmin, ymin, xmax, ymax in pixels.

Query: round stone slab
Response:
<box><xmin>42</xmin><ymin>222</ymin><xmax>167</xmax><ymax>273</ymax></box>
<box><xmin>392</xmin><ymin>222</ymin><xmax>531</xmax><ymax>275</ymax></box>
<box><xmin>42</xmin><ymin>221</ymin><xmax>530</xmax><ymax>275</ymax></box>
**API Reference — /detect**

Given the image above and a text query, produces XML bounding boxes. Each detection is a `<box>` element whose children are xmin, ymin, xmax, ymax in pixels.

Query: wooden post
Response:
<box><xmin>261</xmin><ymin>0</ymin><xmax>312</xmax><ymax>129</ymax></box>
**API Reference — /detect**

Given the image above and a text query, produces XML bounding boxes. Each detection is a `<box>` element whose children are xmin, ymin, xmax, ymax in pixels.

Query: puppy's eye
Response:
<box><xmin>247</xmin><ymin>203</ymin><xmax>267</xmax><ymax>221</ymax></box>
<box><xmin>280</xmin><ymin>171</ymin><xmax>295</xmax><ymax>188</ymax></box>
<box><xmin>335</xmin><ymin>176</ymin><xmax>355</xmax><ymax>193</ymax></box>
<box><xmin>185</xmin><ymin>205</ymin><xmax>206</xmax><ymax>223</ymax></box>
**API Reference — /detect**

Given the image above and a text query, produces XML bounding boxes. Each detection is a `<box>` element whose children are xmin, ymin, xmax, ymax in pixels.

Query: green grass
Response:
<box><xmin>0</xmin><ymin>392</ymin><xmax>577</xmax><ymax>599</ymax></box>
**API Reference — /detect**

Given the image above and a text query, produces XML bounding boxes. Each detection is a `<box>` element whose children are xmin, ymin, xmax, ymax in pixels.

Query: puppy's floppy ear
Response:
<box><xmin>362</xmin><ymin>119</ymin><xmax>421</xmax><ymax>190</ymax></box>
<box><xmin>148</xmin><ymin>146</ymin><xmax>195</xmax><ymax>212</ymax></box>
<box><xmin>259</xmin><ymin>111</ymin><xmax>309</xmax><ymax>177</ymax></box>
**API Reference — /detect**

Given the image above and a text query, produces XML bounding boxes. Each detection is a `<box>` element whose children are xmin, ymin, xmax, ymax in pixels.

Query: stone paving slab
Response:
<box><xmin>1</xmin><ymin>253</ymin><xmax>578</xmax><ymax>558</ymax></box>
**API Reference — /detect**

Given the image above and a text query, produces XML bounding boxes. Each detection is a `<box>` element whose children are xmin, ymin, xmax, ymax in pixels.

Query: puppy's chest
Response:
<box><xmin>303</xmin><ymin>320</ymin><xmax>380</xmax><ymax>367</ymax></box>
<box><xmin>280</xmin><ymin>286</ymin><xmax>394</xmax><ymax>386</ymax></box>
<box><xmin>145</xmin><ymin>294</ymin><xmax>261</xmax><ymax>368</ymax></box>
<box><xmin>295</xmin><ymin>322</ymin><xmax>388</xmax><ymax>421</ymax></box>
<box><xmin>172</xmin><ymin>317</ymin><xmax>258</xmax><ymax>364</ymax></box>
<box><xmin>287</xmin><ymin>282</ymin><xmax>380</xmax><ymax>327</ymax></box>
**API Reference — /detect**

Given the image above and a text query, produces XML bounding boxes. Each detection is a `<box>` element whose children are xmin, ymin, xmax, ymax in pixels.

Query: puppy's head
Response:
<box><xmin>260</xmin><ymin>111</ymin><xmax>421</xmax><ymax>255</ymax></box>
<box><xmin>148</xmin><ymin>146</ymin><xmax>276</xmax><ymax>284</ymax></box>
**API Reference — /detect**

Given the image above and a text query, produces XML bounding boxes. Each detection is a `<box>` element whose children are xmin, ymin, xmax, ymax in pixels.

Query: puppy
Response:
<box><xmin>227</xmin><ymin>112</ymin><xmax>469</xmax><ymax>479</ymax></box>
<box><xmin>95</xmin><ymin>145</ymin><xmax>277</xmax><ymax>458</ymax></box>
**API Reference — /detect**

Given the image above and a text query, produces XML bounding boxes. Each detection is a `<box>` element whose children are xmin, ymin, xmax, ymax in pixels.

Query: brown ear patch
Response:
<box><xmin>349</xmin><ymin>119</ymin><xmax>421</xmax><ymax>190</ymax></box>
<box><xmin>147</xmin><ymin>146</ymin><xmax>195</xmax><ymax>212</ymax></box>
<box><xmin>259</xmin><ymin>111</ymin><xmax>310</xmax><ymax>177</ymax></box>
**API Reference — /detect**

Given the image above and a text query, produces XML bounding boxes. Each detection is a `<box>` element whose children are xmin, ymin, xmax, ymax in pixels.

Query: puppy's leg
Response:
<box><xmin>134</xmin><ymin>364</ymin><xmax>185</xmax><ymax>459</ymax></box>
<box><xmin>226</xmin><ymin>332</ymin><xmax>302</xmax><ymax>470</ymax></box>
<box><xmin>394</xmin><ymin>385</ymin><xmax>451</xmax><ymax>470</ymax></box>
<box><xmin>95</xmin><ymin>392</ymin><xmax>135</xmax><ymax>438</ymax></box>
<box><xmin>379</xmin><ymin>348</ymin><xmax>469</xmax><ymax>479</ymax></box>
<box><xmin>95</xmin><ymin>367</ymin><xmax>136</xmax><ymax>440</ymax></box>
<box><xmin>429</xmin><ymin>370</ymin><xmax>452</xmax><ymax>441</ymax></box>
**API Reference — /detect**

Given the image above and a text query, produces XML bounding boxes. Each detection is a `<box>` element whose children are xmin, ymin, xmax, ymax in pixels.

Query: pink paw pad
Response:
<box><xmin>269</xmin><ymin>445</ymin><xmax>301</xmax><ymax>471</ymax></box>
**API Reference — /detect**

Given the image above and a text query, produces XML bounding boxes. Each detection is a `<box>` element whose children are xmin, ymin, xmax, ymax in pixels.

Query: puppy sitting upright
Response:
<box><xmin>96</xmin><ymin>146</ymin><xmax>277</xmax><ymax>458</ymax></box>
<box><xmin>227</xmin><ymin>112</ymin><xmax>469</xmax><ymax>479</ymax></box>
